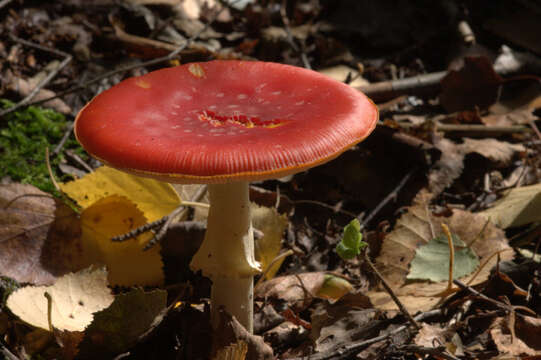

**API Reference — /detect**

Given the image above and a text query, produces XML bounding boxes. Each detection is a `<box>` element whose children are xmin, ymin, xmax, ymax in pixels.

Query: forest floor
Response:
<box><xmin>1</xmin><ymin>1</ymin><xmax>541</xmax><ymax>359</ymax></box>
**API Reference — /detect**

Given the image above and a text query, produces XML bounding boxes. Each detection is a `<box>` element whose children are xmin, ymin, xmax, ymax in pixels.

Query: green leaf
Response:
<box><xmin>336</xmin><ymin>219</ymin><xmax>366</xmax><ymax>260</ymax></box>
<box><xmin>407</xmin><ymin>234</ymin><xmax>479</xmax><ymax>282</ymax></box>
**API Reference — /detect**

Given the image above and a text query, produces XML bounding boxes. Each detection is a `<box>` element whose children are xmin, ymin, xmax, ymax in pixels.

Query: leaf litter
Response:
<box><xmin>2</xmin><ymin>0</ymin><xmax>541</xmax><ymax>359</ymax></box>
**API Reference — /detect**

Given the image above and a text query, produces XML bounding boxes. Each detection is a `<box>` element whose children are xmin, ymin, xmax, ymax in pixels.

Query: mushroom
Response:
<box><xmin>74</xmin><ymin>60</ymin><xmax>378</xmax><ymax>332</ymax></box>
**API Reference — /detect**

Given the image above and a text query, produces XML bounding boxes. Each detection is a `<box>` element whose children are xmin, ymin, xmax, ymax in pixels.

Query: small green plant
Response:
<box><xmin>336</xmin><ymin>218</ymin><xmax>368</xmax><ymax>260</ymax></box>
<box><xmin>0</xmin><ymin>100</ymin><xmax>86</xmax><ymax>193</ymax></box>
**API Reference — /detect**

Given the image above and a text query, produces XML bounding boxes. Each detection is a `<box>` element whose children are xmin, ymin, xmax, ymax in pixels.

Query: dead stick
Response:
<box><xmin>359</xmin><ymin>167</ymin><xmax>417</xmax><ymax>229</ymax></box>
<box><xmin>398</xmin><ymin>345</ymin><xmax>461</xmax><ymax>360</ymax></box>
<box><xmin>0</xmin><ymin>345</ymin><xmax>20</xmax><ymax>360</ymax></box>
<box><xmin>0</xmin><ymin>0</ymin><xmax>14</xmax><ymax>10</ymax></box>
<box><xmin>24</xmin><ymin>2</ymin><xmax>234</xmax><ymax>109</ymax></box>
<box><xmin>452</xmin><ymin>279</ymin><xmax>511</xmax><ymax>311</ymax></box>
<box><xmin>364</xmin><ymin>251</ymin><xmax>420</xmax><ymax>330</ymax></box>
<box><xmin>356</xmin><ymin>60</ymin><xmax>537</xmax><ymax>102</ymax></box>
<box><xmin>288</xmin><ymin>309</ymin><xmax>441</xmax><ymax>360</ymax></box>
<box><xmin>53</xmin><ymin>122</ymin><xmax>75</xmax><ymax>155</ymax></box>
<box><xmin>0</xmin><ymin>37</ymin><xmax>72</xmax><ymax>118</ymax></box>
<box><xmin>392</xmin><ymin>121</ymin><xmax>531</xmax><ymax>134</ymax></box>
<box><xmin>280</xmin><ymin>0</ymin><xmax>311</xmax><ymax>70</ymax></box>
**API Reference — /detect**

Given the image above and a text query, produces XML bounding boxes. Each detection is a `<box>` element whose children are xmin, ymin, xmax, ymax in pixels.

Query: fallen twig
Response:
<box><xmin>111</xmin><ymin>195</ymin><xmax>209</xmax><ymax>244</ymax></box>
<box><xmin>53</xmin><ymin>122</ymin><xmax>75</xmax><ymax>155</ymax></box>
<box><xmin>280</xmin><ymin>0</ymin><xmax>311</xmax><ymax>70</ymax></box>
<box><xmin>24</xmin><ymin>2</ymin><xmax>235</xmax><ymax>109</ymax></box>
<box><xmin>64</xmin><ymin>149</ymin><xmax>94</xmax><ymax>173</ymax></box>
<box><xmin>0</xmin><ymin>0</ymin><xmax>14</xmax><ymax>10</ymax></box>
<box><xmin>397</xmin><ymin>344</ymin><xmax>461</xmax><ymax>360</ymax></box>
<box><xmin>288</xmin><ymin>309</ymin><xmax>442</xmax><ymax>360</ymax></box>
<box><xmin>391</xmin><ymin>121</ymin><xmax>532</xmax><ymax>135</ymax></box>
<box><xmin>357</xmin><ymin>57</ymin><xmax>541</xmax><ymax>102</ymax></box>
<box><xmin>363</xmin><ymin>251</ymin><xmax>420</xmax><ymax>330</ymax></box>
<box><xmin>143</xmin><ymin>185</ymin><xmax>208</xmax><ymax>250</ymax></box>
<box><xmin>0</xmin><ymin>344</ymin><xmax>20</xmax><ymax>360</ymax></box>
<box><xmin>452</xmin><ymin>279</ymin><xmax>511</xmax><ymax>311</ymax></box>
<box><xmin>0</xmin><ymin>36</ymin><xmax>72</xmax><ymax>118</ymax></box>
<box><xmin>359</xmin><ymin>167</ymin><xmax>417</xmax><ymax>229</ymax></box>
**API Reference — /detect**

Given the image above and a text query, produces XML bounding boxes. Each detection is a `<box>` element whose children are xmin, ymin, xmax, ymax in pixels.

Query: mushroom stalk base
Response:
<box><xmin>190</xmin><ymin>181</ymin><xmax>260</xmax><ymax>333</ymax></box>
<box><xmin>211</xmin><ymin>275</ymin><xmax>253</xmax><ymax>332</ymax></box>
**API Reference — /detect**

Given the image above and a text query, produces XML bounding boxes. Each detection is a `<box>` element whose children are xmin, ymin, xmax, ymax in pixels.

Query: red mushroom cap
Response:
<box><xmin>75</xmin><ymin>61</ymin><xmax>378</xmax><ymax>183</ymax></box>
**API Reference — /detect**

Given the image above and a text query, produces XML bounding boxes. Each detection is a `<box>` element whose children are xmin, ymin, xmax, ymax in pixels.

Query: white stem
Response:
<box><xmin>190</xmin><ymin>182</ymin><xmax>260</xmax><ymax>333</ymax></box>
<box><xmin>211</xmin><ymin>275</ymin><xmax>254</xmax><ymax>332</ymax></box>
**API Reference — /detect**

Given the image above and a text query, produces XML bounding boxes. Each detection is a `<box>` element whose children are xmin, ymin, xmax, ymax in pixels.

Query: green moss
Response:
<box><xmin>0</xmin><ymin>100</ymin><xmax>86</xmax><ymax>194</ymax></box>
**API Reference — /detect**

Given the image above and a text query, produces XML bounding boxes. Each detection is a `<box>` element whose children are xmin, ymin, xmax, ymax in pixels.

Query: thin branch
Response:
<box><xmin>24</xmin><ymin>3</ymin><xmax>234</xmax><ymax>109</ymax></box>
<box><xmin>363</xmin><ymin>251</ymin><xmax>420</xmax><ymax>330</ymax></box>
<box><xmin>111</xmin><ymin>216</ymin><xmax>168</xmax><ymax>242</ymax></box>
<box><xmin>279</xmin><ymin>0</ymin><xmax>311</xmax><ymax>69</ymax></box>
<box><xmin>0</xmin><ymin>0</ymin><xmax>15</xmax><ymax>10</ymax></box>
<box><xmin>64</xmin><ymin>149</ymin><xmax>94</xmax><ymax>173</ymax></box>
<box><xmin>359</xmin><ymin>167</ymin><xmax>417</xmax><ymax>229</ymax></box>
<box><xmin>143</xmin><ymin>185</ymin><xmax>208</xmax><ymax>250</ymax></box>
<box><xmin>0</xmin><ymin>36</ymin><xmax>72</xmax><ymax>118</ymax></box>
<box><xmin>53</xmin><ymin>122</ymin><xmax>74</xmax><ymax>155</ymax></box>
<box><xmin>397</xmin><ymin>344</ymin><xmax>461</xmax><ymax>360</ymax></box>
<box><xmin>293</xmin><ymin>199</ymin><xmax>359</xmax><ymax>219</ymax></box>
<box><xmin>288</xmin><ymin>309</ymin><xmax>441</xmax><ymax>360</ymax></box>
<box><xmin>453</xmin><ymin>279</ymin><xmax>511</xmax><ymax>311</ymax></box>
<box><xmin>0</xmin><ymin>345</ymin><xmax>20</xmax><ymax>360</ymax></box>
<box><xmin>356</xmin><ymin>58</ymin><xmax>541</xmax><ymax>102</ymax></box>
<box><xmin>392</xmin><ymin>121</ymin><xmax>532</xmax><ymax>135</ymax></box>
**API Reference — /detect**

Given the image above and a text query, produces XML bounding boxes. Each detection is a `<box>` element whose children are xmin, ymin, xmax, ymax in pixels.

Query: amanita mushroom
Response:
<box><xmin>74</xmin><ymin>60</ymin><xmax>378</xmax><ymax>332</ymax></box>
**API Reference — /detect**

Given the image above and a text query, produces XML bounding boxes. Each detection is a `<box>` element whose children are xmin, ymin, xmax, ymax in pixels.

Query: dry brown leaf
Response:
<box><xmin>426</xmin><ymin>136</ymin><xmax>524</xmax><ymax>200</ymax></box>
<box><xmin>213</xmin><ymin>309</ymin><xmax>274</xmax><ymax>360</ymax></box>
<box><xmin>0</xmin><ymin>184</ymin><xmax>85</xmax><ymax>285</ymax></box>
<box><xmin>370</xmin><ymin>195</ymin><xmax>512</xmax><ymax>312</ymax></box>
<box><xmin>6</xmin><ymin>267</ymin><xmax>114</xmax><ymax>332</ymax></box>
<box><xmin>414</xmin><ymin>323</ymin><xmax>464</xmax><ymax>356</ymax></box>
<box><xmin>516</xmin><ymin>315</ymin><xmax>541</xmax><ymax>351</ymax></box>
<box><xmin>440</xmin><ymin>56</ymin><xmax>503</xmax><ymax>112</ymax></box>
<box><xmin>428</xmin><ymin>137</ymin><xmax>464</xmax><ymax>197</ymax></box>
<box><xmin>459</xmin><ymin>138</ymin><xmax>525</xmax><ymax>165</ymax></box>
<box><xmin>490</xmin><ymin>317</ymin><xmax>541</xmax><ymax>356</ymax></box>
<box><xmin>5</xmin><ymin>71</ymin><xmax>71</xmax><ymax>114</ymax></box>
<box><xmin>255</xmin><ymin>273</ymin><xmax>352</xmax><ymax>312</ymax></box>
<box><xmin>310</xmin><ymin>301</ymin><xmax>380</xmax><ymax>353</ymax></box>
<box><xmin>482</xmin><ymin>108</ymin><xmax>538</xmax><ymax>127</ymax></box>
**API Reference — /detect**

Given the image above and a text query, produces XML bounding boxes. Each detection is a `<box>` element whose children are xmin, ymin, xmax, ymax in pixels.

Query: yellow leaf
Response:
<box><xmin>80</xmin><ymin>195</ymin><xmax>164</xmax><ymax>286</ymax></box>
<box><xmin>213</xmin><ymin>341</ymin><xmax>248</xmax><ymax>360</ymax></box>
<box><xmin>60</xmin><ymin>166</ymin><xmax>181</xmax><ymax>222</ymax></box>
<box><xmin>7</xmin><ymin>267</ymin><xmax>114</xmax><ymax>331</ymax></box>
<box><xmin>252</xmin><ymin>204</ymin><xmax>288</xmax><ymax>280</ymax></box>
<box><xmin>316</xmin><ymin>275</ymin><xmax>353</xmax><ymax>301</ymax></box>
